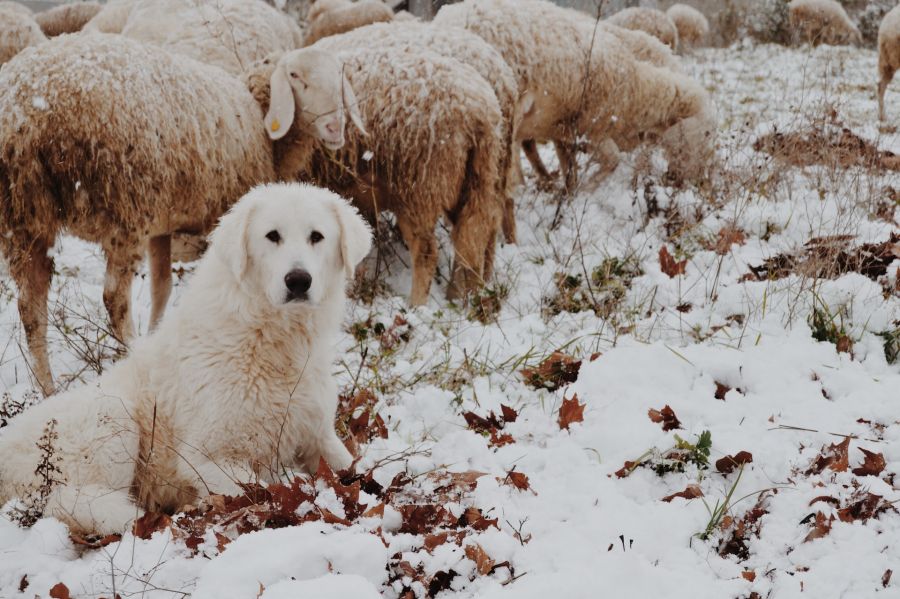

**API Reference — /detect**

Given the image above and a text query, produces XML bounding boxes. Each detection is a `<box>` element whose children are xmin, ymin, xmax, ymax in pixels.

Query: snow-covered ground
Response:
<box><xmin>2</xmin><ymin>41</ymin><xmax>900</xmax><ymax>598</ymax></box>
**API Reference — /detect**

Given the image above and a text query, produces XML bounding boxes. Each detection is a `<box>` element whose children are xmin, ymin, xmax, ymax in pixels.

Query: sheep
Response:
<box><xmin>435</xmin><ymin>0</ymin><xmax>715</xmax><ymax>192</ymax></box>
<box><xmin>82</xmin><ymin>0</ymin><xmax>135</xmax><ymax>34</ymax></box>
<box><xmin>606</xmin><ymin>6</ymin><xmax>678</xmax><ymax>50</ymax></box>
<box><xmin>788</xmin><ymin>0</ymin><xmax>861</xmax><ymax>46</ymax></box>
<box><xmin>302</xmin><ymin>0</ymin><xmax>394</xmax><ymax>46</ymax></box>
<box><xmin>310</xmin><ymin>20</ymin><xmax>524</xmax><ymax>242</ymax></box>
<box><xmin>0</xmin><ymin>4</ymin><xmax>45</xmax><ymax>66</ymax></box>
<box><xmin>0</xmin><ymin>34</ymin><xmax>362</xmax><ymax>394</ymax></box>
<box><xmin>879</xmin><ymin>5</ymin><xmax>900</xmax><ymax>121</ymax></box>
<box><xmin>254</xmin><ymin>41</ymin><xmax>506</xmax><ymax>306</ymax></box>
<box><xmin>666</xmin><ymin>3</ymin><xmax>709</xmax><ymax>49</ymax></box>
<box><xmin>122</xmin><ymin>0</ymin><xmax>304</xmax><ymax>76</ymax></box>
<box><xmin>35</xmin><ymin>1</ymin><xmax>102</xmax><ymax>37</ymax></box>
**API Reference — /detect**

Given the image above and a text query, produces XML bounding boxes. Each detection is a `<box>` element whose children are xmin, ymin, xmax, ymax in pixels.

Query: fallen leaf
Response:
<box><xmin>18</xmin><ymin>575</ymin><xmax>27</xmax><ymax>593</ymax></box>
<box><xmin>715</xmin><ymin>225</ymin><xmax>746</xmax><ymax>255</ymax></box>
<box><xmin>500</xmin><ymin>404</ymin><xmax>518</xmax><ymax>423</ymax></box>
<box><xmin>716</xmin><ymin>451</ymin><xmax>754</xmax><ymax>474</ymax></box>
<box><xmin>424</xmin><ymin>532</ymin><xmax>449</xmax><ymax>552</ymax></box>
<box><xmin>806</xmin><ymin>437</ymin><xmax>850</xmax><ymax>474</ymax></box>
<box><xmin>49</xmin><ymin>583</ymin><xmax>70</xmax><ymax>599</ymax></box>
<box><xmin>558</xmin><ymin>394</ymin><xmax>585</xmax><ymax>430</ymax></box>
<box><xmin>465</xmin><ymin>543</ymin><xmax>495</xmax><ymax>575</ymax></box>
<box><xmin>884</xmin><ymin>569</ymin><xmax>893</xmax><ymax>588</ymax></box>
<box><xmin>661</xmin><ymin>484</ymin><xmax>703</xmax><ymax>502</ymax></box>
<box><xmin>461</xmin><ymin>507</ymin><xmax>499</xmax><ymax>531</ymax></box>
<box><xmin>647</xmin><ymin>404</ymin><xmax>682</xmax><ymax>431</ymax></box>
<box><xmin>503</xmin><ymin>470</ymin><xmax>531</xmax><ymax>492</ymax></box>
<box><xmin>837</xmin><ymin>492</ymin><xmax>897</xmax><ymax>523</ymax></box>
<box><xmin>133</xmin><ymin>512</ymin><xmax>172</xmax><ymax>540</ymax></box>
<box><xmin>659</xmin><ymin>246</ymin><xmax>687</xmax><ymax>278</ymax></box>
<box><xmin>741</xmin><ymin>570</ymin><xmax>756</xmax><ymax>582</ymax></box>
<box><xmin>803</xmin><ymin>511</ymin><xmax>833</xmax><ymax>542</ymax></box>
<box><xmin>714</xmin><ymin>382</ymin><xmax>731</xmax><ymax>400</ymax></box>
<box><xmin>521</xmin><ymin>352</ymin><xmax>582</xmax><ymax>391</ymax></box>
<box><xmin>614</xmin><ymin>460</ymin><xmax>639</xmax><ymax>478</ymax></box>
<box><xmin>836</xmin><ymin>335</ymin><xmax>853</xmax><ymax>354</ymax></box>
<box><xmin>851</xmin><ymin>448</ymin><xmax>886</xmax><ymax>477</ymax></box>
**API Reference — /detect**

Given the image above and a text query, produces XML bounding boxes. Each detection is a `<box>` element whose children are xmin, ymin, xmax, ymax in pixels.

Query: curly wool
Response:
<box><xmin>606</xmin><ymin>7</ymin><xmax>678</xmax><ymax>50</ymax></box>
<box><xmin>35</xmin><ymin>2</ymin><xmax>102</xmax><ymax>36</ymax></box>
<box><xmin>122</xmin><ymin>0</ymin><xmax>302</xmax><ymax>76</ymax></box>
<box><xmin>0</xmin><ymin>6</ymin><xmax>45</xmax><ymax>65</ymax></box>
<box><xmin>82</xmin><ymin>0</ymin><xmax>134</xmax><ymax>33</ymax></box>
<box><xmin>788</xmin><ymin>0</ymin><xmax>861</xmax><ymax>46</ymax></box>
<box><xmin>666</xmin><ymin>3</ymin><xmax>709</xmax><ymax>48</ymax></box>
<box><xmin>877</xmin><ymin>4</ymin><xmax>900</xmax><ymax>120</ymax></box>
<box><xmin>302</xmin><ymin>0</ymin><xmax>393</xmax><ymax>46</ymax></box>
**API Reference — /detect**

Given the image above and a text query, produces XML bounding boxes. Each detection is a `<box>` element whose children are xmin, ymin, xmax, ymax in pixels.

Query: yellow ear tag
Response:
<box><xmin>270</xmin><ymin>119</ymin><xmax>280</xmax><ymax>132</ymax></box>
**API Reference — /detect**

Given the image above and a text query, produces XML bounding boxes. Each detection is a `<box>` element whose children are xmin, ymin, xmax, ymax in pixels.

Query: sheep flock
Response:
<box><xmin>2</xmin><ymin>0</ymin><xmax>900</xmax><ymax>594</ymax></box>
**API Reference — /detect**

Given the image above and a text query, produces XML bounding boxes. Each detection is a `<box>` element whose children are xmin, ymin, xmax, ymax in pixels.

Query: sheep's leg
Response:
<box><xmin>448</xmin><ymin>212</ymin><xmax>497</xmax><ymax>301</ymax></box>
<box><xmin>522</xmin><ymin>139</ymin><xmax>553</xmax><ymax>181</ymax></box>
<box><xmin>396</xmin><ymin>217</ymin><xmax>438</xmax><ymax>307</ymax></box>
<box><xmin>102</xmin><ymin>242</ymin><xmax>141</xmax><ymax>346</ymax></box>
<box><xmin>554</xmin><ymin>139</ymin><xmax>578</xmax><ymax>193</ymax></box>
<box><xmin>482</xmin><ymin>228</ymin><xmax>497</xmax><ymax>284</ymax></box>
<box><xmin>11</xmin><ymin>240</ymin><xmax>55</xmax><ymax>395</ymax></box>
<box><xmin>148</xmin><ymin>234</ymin><xmax>172</xmax><ymax>331</ymax></box>
<box><xmin>878</xmin><ymin>67</ymin><xmax>894</xmax><ymax>122</ymax></box>
<box><xmin>501</xmin><ymin>194</ymin><xmax>517</xmax><ymax>245</ymax></box>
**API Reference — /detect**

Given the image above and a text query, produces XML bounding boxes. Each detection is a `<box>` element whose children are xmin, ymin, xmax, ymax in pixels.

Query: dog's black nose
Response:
<box><xmin>284</xmin><ymin>269</ymin><xmax>312</xmax><ymax>299</ymax></box>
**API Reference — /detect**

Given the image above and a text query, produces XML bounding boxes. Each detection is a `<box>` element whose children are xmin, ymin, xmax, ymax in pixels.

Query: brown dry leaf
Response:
<box><xmin>462</xmin><ymin>507</ymin><xmax>499</xmax><ymax>531</ymax></box>
<box><xmin>836</xmin><ymin>335</ymin><xmax>853</xmax><ymax>355</ymax></box>
<box><xmin>837</xmin><ymin>492</ymin><xmax>897</xmax><ymax>523</ymax></box>
<box><xmin>851</xmin><ymin>448</ymin><xmax>886</xmax><ymax>477</ymax></box>
<box><xmin>806</xmin><ymin>437</ymin><xmax>850</xmax><ymax>474</ymax></box>
<box><xmin>741</xmin><ymin>570</ymin><xmax>756</xmax><ymax>582</ymax></box>
<box><xmin>884</xmin><ymin>569</ymin><xmax>893</xmax><ymax>588</ymax></box>
<box><xmin>804</xmin><ymin>511</ymin><xmax>833</xmax><ymax>542</ymax></box>
<box><xmin>503</xmin><ymin>470</ymin><xmax>531</xmax><ymax>492</ymax></box>
<box><xmin>362</xmin><ymin>503</ymin><xmax>385</xmax><ymax>518</ymax></box>
<box><xmin>133</xmin><ymin>512</ymin><xmax>172</xmax><ymax>540</ymax></box>
<box><xmin>18</xmin><ymin>575</ymin><xmax>27</xmax><ymax>593</ymax></box>
<box><xmin>465</xmin><ymin>543</ymin><xmax>496</xmax><ymax>575</ymax></box>
<box><xmin>500</xmin><ymin>404</ymin><xmax>518</xmax><ymax>423</ymax></box>
<box><xmin>661</xmin><ymin>484</ymin><xmax>703</xmax><ymax>503</ymax></box>
<box><xmin>716</xmin><ymin>451</ymin><xmax>754</xmax><ymax>474</ymax></box>
<box><xmin>714</xmin><ymin>382</ymin><xmax>731</xmax><ymax>400</ymax></box>
<box><xmin>647</xmin><ymin>404</ymin><xmax>682</xmax><ymax>431</ymax></box>
<box><xmin>614</xmin><ymin>460</ymin><xmax>639</xmax><ymax>478</ymax></box>
<box><xmin>659</xmin><ymin>246</ymin><xmax>687</xmax><ymax>278</ymax></box>
<box><xmin>49</xmin><ymin>583</ymin><xmax>71</xmax><ymax>599</ymax></box>
<box><xmin>69</xmin><ymin>533</ymin><xmax>122</xmax><ymax>549</ymax></box>
<box><xmin>558</xmin><ymin>394</ymin><xmax>585</xmax><ymax>430</ymax></box>
<box><xmin>424</xmin><ymin>532</ymin><xmax>449</xmax><ymax>552</ymax></box>
<box><xmin>715</xmin><ymin>225</ymin><xmax>747</xmax><ymax>255</ymax></box>
<box><xmin>520</xmin><ymin>352</ymin><xmax>582</xmax><ymax>391</ymax></box>
<box><xmin>256</xmin><ymin>582</ymin><xmax>265</xmax><ymax>598</ymax></box>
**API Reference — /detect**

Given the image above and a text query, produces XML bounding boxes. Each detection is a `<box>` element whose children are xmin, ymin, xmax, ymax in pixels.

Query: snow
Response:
<box><xmin>0</xmin><ymin>38</ymin><xmax>899</xmax><ymax>599</ymax></box>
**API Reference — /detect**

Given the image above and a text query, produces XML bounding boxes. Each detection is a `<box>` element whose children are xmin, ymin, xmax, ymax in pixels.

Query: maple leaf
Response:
<box><xmin>803</xmin><ymin>511</ymin><xmax>833</xmax><ymax>542</ymax></box>
<box><xmin>715</xmin><ymin>451</ymin><xmax>754</xmax><ymax>474</ymax></box>
<box><xmin>558</xmin><ymin>394</ymin><xmax>585</xmax><ymax>430</ymax></box>
<box><xmin>715</xmin><ymin>225</ymin><xmax>746</xmax><ymax>255</ymax></box>
<box><xmin>647</xmin><ymin>404</ymin><xmax>682</xmax><ymax>431</ymax></box>
<box><xmin>520</xmin><ymin>352</ymin><xmax>582</xmax><ymax>391</ymax></box>
<box><xmin>500</xmin><ymin>404</ymin><xmax>518</xmax><ymax>423</ymax></box>
<box><xmin>661</xmin><ymin>484</ymin><xmax>703</xmax><ymax>503</ymax></box>
<box><xmin>851</xmin><ymin>448</ymin><xmax>886</xmax><ymax>477</ymax></box>
<box><xmin>806</xmin><ymin>437</ymin><xmax>850</xmax><ymax>474</ymax></box>
<box><xmin>659</xmin><ymin>246</ymin><xmax>687</xmax><ymax>278</ymax></box>
<box><xmin>465</xmin><ymin>543</ymin><xmax>495</xmax><ymax>576</ymax></box>
<box><xmin>49</xmin><ymin>583</ymin><xmax>70</xmax><ymax>599</ymax></box>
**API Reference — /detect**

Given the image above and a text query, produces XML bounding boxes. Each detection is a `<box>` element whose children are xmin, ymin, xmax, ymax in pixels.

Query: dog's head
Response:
<box><xmin>210</xmin><ymin>183</ymin><xmax>372</xmax><ymax>308</ymax></box>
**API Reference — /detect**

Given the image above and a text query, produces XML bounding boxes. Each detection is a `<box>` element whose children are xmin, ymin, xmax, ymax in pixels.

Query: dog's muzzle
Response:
<box><xmin>284</xmin><ymin>268</ymin><xmax>312</xmax><ymax>302</ymax></box>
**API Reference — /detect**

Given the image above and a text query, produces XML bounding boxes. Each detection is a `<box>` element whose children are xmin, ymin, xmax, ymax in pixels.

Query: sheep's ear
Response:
<box><xmin>266</xmin><ymin>65</ymin><xmax>295</xmax><ymax>140</ymax></box>
<box><xmin>518</xmin><ymin>90</ymin><xmax>535</xmax><ymax>117</ymax></box>
<box><xmin>211</xmin><ymin>198</ymin><xmax>256</xmax><ymax>281</ymax></box>
<box><xmin>341</xmin><ymin>72</ymin><xmax>367</xmax><ymax>136</ymax></box>
<box><xmin>331</xmin><ymin>196</ymin><xmax>372</xmax><ymax>279</ymax></box>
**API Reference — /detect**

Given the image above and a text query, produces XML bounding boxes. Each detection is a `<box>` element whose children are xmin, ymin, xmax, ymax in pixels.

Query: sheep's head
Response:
<box><xmin>263</xmin><ymin>48</ymin><xmax>366</xmax><ymax>150</ymax></box>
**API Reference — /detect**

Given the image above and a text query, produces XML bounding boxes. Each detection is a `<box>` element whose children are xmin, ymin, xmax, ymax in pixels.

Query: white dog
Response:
<box><xmin>0</xmin><ymin>183</ymin><xmax>372</xmax><ymax>534</ymax></box>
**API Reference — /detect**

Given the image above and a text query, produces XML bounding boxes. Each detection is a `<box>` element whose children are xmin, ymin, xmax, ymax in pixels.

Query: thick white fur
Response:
<box><xmin>0</xmin><ymin>183</ymin><xmax>372</xmax><ymax>535</ymax></box>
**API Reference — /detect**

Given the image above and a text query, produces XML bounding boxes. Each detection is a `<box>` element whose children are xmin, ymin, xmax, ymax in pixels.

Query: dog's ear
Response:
<box><xmin>211</xmin><ymin>198</ymin><xmax>257</xmax><ymax>282</ymax></box>
<box><xmin>330</xmin><ymin>197</ymin><xmax>372</xmax><ymax>279</ymax></box>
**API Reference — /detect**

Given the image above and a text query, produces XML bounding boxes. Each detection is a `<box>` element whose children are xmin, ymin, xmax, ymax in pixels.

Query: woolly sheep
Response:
<box><xmin>0</xmin><ymin>34</ymin><xmax>362</xmax><ymax>394</ymax></box>
<box><xmin>307</xmin><ymin>0</ymin><xmax>350</xmax><ymax>23</ymax></box>
<box><xmin>436</xmin><ymin>0</ymin><xmax>715</xmax><ymax>191</ymax></box>
<box><xmin>35</xmin><ymin>1</ymin><xmax>102</xmax><ymax>37</ymax></box>
<box><xmin>257</xmin><ymin>40</ymin><xmax>506</xmax><ymax>305</ymax></box>
<box><xmin>878</xmin><ymin>5</ymin><xmax>900</xmax><ymax>121</ymax></box>
<box><xmin>606</xmin><ymin>6</ymin><xmax>678</xmax><ymax>50</ymax></box>
<box><xmin>122</xmin><ymin>0</ymin><xmax>303</xmax><ymax>76</ymax></box>
<box><xmin>666</xmin><ymin>3</ymin><xmax>709</xmax><ymax>49</ymax></box>
<box><xmin>0</xmin><ymin>4</ymin><xmax>45</xmax><ymax>65</ymax></box>
<box><xmin>788</xmin><ymin>0</ymin><xmax>861</xmax><ymax>46</ymax></box>
<box><xmin>311</xmin><ymin>20</ymin><xmax>525</xmax><ymax>242</ymax></box>
<box><xmin>82</xmin><ymin>0</ymin><xmax>134</xmax><ymax>34</ymax></box>
<box><xmin>302</xmin><ymin>0</ymin><xmax>394</xmax><ymax>46</ymax></box>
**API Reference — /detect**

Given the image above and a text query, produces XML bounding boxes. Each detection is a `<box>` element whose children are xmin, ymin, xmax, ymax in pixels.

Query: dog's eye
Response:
<box><xmin>309</xmin><ymin>230</ymin><xmax>324</xmax><ymax>244</ymax></box>
<box><xmin>265</xmin><ymin>230</ymin><xmax>281</xmax><ymax>243</ymax></box>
